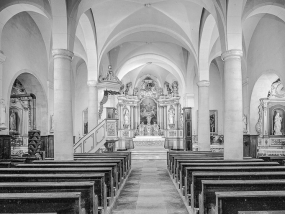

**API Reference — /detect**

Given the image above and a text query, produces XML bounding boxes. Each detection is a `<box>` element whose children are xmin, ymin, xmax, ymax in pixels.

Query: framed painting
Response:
<box><xmin>210</xmin><ymin>110</ymin><xmax>218</xmax><ymax>134</ymax></box>
<box><xmin>82</xmin><ymin>108</ymin><xmax>88</xmax><ymax>135</ymax></box>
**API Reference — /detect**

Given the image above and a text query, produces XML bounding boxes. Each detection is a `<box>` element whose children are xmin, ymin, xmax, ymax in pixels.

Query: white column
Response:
<box><xmin>87</xmin><ymin>80</ymin><xmax>98</xmax><ymax>131</ymax></box>
<box><xmin>159</xmin><ymin>106</ymin><xmax>163</xmax><ymax>129</ymax></box>
<box><xmin>130</xmin><ymin>106</ymin><xmax>134</xmax><ymax>129</ymax></box>
<box><xmin>52</xmin><ymin>49</ymin><xmax>74</xmax><ymax>160</ymax></box>
<box><xmin>197</xmin><ymin>80</ymin><xmax>210</xmax><ymax>151</ymax></box>
<box><xmin>164</xmin><ymin>106</ymin><xmax>167</xmax><ymax>129</ymax></box>
<box><xmin>222</xmin><ymin>50</ymin><xmax>243</xmax><ymax>160</ymax></box>
<box><xmin>0</xmin><ymin>52</ymin><xmax>7</xmax><ymax>131</ymax></box>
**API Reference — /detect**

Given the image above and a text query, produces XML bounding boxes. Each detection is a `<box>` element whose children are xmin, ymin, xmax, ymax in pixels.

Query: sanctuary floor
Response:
<box><xmin>112</xmin><ymin>159</ymin><xmax>189</xmax><ymax>214</ymax></box>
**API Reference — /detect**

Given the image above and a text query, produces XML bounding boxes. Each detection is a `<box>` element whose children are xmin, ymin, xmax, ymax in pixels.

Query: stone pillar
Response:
<box><xmin>0</xmin><ymin>52</ymin><xmax>7</xmax><ymax>131</ymax></box>
<box><xmin>197</xmin><ymin>80</ymin><xmax>210</xmax><ymax>151</ymax></box>
<box><xmin>52</xmin><ymin>49</ymin><xmax>74</xmax><ymax>160</ymax></box>
<box><xmin>87</xmin><ymin>80</ymin><xmax>98</xmax><ymax>132</ymax></box>
<box><xmin>164</xmin><ymin>106</ymin><xmax>167</xmax><ymax>129</ymax></box>
<box><xmin>221</xmin><ymin>50</ymin><xmax>243</xmax><ymax>160</ymax></box>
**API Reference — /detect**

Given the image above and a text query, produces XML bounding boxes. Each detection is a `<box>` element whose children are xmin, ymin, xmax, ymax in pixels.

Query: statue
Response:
<box><xmin>168</xmin><ymin>106</ymin><xmax>175</xmax><ymax>124</ymax></box>
<box><xmin>243</xmin><ymin>114</ymin><xmax>248</xmax><ymax>134</ymax></box>
<box><xmin>274</xmin><ymin>112</ymin><xmax>283</xmax><ymax>135</ymax></box>
<box><xmin>123</xmin><ymin>108</ymin><xmax>129</xmax><ymax>128</ymax></box>
<box><xmin>10</xmin><ymin>110</ymin><xmax>17</xmax><ymax>131</ymax></box>
<box><xmin>139</xmin><ymin>122</ymin><xmax>145</xmax><ymax>136</ymax></box>
<box><xmin>50</xmin><ymin>114</ymin><xmax>54</xmax><ymax>133</ymax></box>
<box><xmin>164</xmin><ymin>81</ymin><xmax>172</xmax><ymax>95</ymax></box>
<box><xmin>153</xmin><ymin>122</ymin><xmax>159</xmax><ymax>136</ymax></box>
<box><xmin>145</xmin><ymin>122</ymin><xmax>152</xmax><ymax>136</ymax></box>
<box><xmin>125</xmin><ymin>82</ymin><xmax>132</xmax><ymax>95</ymax></box>
<box><xmin>172</xmin><ymin>81</ymin><xmax>179</xmax><ymax>96</ymax></box>
<box><xmin>0</xmin><ymin>99</ymin><xmax>7</xmax><ymax>130</ymax></box>
<box><xmin>133</xmin><ymin>87</ymin><xmax>139</xmax><ymax>96</ymax></box>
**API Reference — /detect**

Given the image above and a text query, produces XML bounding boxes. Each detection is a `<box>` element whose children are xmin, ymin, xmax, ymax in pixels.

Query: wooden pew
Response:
<box><xmin>185</xmin><ymin>165</ymin><xmax>285</xmax><ymax>199</ymax></box>
<box><xmin>0</xmin><ymin>192</ymin><xmax>82</xmax><ymax>214</ymax></box>
<box><xmin>17</xmin><ymin>163</ymin><xmax>119</xmax><ymax>193</ymax></box>
<box><xmin>74</xmin><ymin>156</ymin><xmax>128</xmax><ymax>178</ymax></box>
<box><xmin>167</xmin><ymin>151</ymin><xmax>223</xmax><ymax>167</ymax></box>
<box><xmin>215</xmin><ymin>191</ymin><xmax>285</xmax><ymax>214</ymax></box>
<box><xmin>170</xmin><ymin>156</ymin><xmax>262</xmax><ymax>174</ymax></box>
<box><xmin>0</xmin><ymin>181</ymin><xmax>98</xmax><ymax>214</ymax></box>
<box><xmin>200</xmin><ymin>179</ymin><xmax>285</xmax><ymax>214</ymax></box>
<box><xmin>191</xmin><ymin>171</ymin><xmax>285</xmax><ymax>211</ymax></box>
<box><xmin>177</xmin><ymin>160</ymin><xmax>276</xmax><ymax>183</ymax></box>
<box><xmin>74</xmin><ymin>152</ymin><xmax>131</xmax><ymax>173</ymax></box>
<box><xmin>0</xmin><ymin>167</ymin><xmax>114</xmax><ymax>204</ymax></box>
<box><xmin>169</xmin><ymin>154</ymin><xmax>224</xmax><ymax>172</ymax></box>
<box><xmin>0</xmin><ymin>173</ymin><xmax>107</xmax><ymax>213</ymax></box>
<box><xmin>34</xmin><ymin>159</ymin><xmax>124</xmax><ymax>185</ymax></box>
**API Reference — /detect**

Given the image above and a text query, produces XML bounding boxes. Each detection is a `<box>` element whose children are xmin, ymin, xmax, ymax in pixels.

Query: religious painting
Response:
<box><xmin>140</xmin><ymin>98</ymin><xmax>157</xmax><ymax>125</ymax></box>
<box><xmin>210</xmin><ymin>110</ymin><xmax>218</xmax><ymax>134</ymax></box>
<box><xmin>270</xmin><ymin>106</ymin><xmax>285</xmax><ymax>136</ymax></box>
<box><xmin>82</xmin><ymin>108</ymin><xmax>88</xmax><ymax>135</ymax></box>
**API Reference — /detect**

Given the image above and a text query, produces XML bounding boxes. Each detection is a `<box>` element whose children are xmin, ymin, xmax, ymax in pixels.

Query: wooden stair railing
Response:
<box><xmin>74</xmin><ymin>119</ymin><xmax>118</xmax><ymax>153</ymax></box>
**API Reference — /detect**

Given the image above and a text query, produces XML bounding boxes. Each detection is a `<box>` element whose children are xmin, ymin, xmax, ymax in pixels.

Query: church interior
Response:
<box><xmin>1</xmin><ymin>0</ymin><xmax>285</xmax><ymax>213</ymax></box>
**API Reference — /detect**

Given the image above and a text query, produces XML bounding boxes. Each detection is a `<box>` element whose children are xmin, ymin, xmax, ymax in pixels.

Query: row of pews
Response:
<box><xmin>0</xmin><ymin>152</ymin><xmax>131</xmax><ymax>214</ymax></box>
<box><xmin>168</xmin><ymin>150</ymin><xmax>285</xmax><ymax>214</ymax></box>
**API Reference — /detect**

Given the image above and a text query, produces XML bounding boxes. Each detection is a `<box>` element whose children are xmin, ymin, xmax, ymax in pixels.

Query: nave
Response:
<box><xmin>112</xmin><ymin>160</ymin><xmax>188</xmax><ymax>214</ymax></box>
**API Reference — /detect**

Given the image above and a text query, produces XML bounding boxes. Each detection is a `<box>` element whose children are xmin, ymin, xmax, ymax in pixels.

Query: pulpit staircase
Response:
<box><xmin>73</xmin><ymin>119</ymin><xmax>118</xmax><ymax>153</ymax></box>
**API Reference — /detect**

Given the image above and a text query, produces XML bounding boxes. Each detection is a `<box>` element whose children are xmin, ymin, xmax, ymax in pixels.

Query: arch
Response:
<box><xmin>77</xmin><ymin>11</ymin><xmax>98</xmax><ymax>81</ymax></box>
<box><xmin>7</xmin><ymin>70</ymin><xmax>48</xmax><ymax>136</ymax></box>
<box><xmin>0</xmin><ymin>2</ymin><xmax>50</xmax><ymax>48</ymax></box>
<box><xmin>249</xmin><ymin>71</ymin><xmax>280</xmax><ymax>134</ymax></box>
<box><xmin>99</xmin><ymin>25</ymin><xmax>198</xmax><ymax>65</ymax></box>
<box><xmin>243</xmin><ymin>1</ymin><xmax>285</xmax><ymax>23</ymax></box>
<box><xmin>116</xmin><ymin>53</ymin><xmax>186</xmax><ymax>95</ymax></box>
<box><xmin>199</xmin><ymin>14</ymin><xmax>216</xmax><ymax>80</ymax></box>
<box><xmin>50</xmin><ymin>0</ymin><xmax>76</xmax><ymax>50</ymax></box>
<box><xmin>134</xmin><ymin>74</ymin><xmax>162</xmax><ymax>89</ymax></box>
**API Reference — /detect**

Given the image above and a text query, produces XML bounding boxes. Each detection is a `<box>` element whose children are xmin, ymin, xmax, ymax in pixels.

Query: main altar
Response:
<box><xmin>116</xmin><ymin>75</ymin><xmax>183</xmax><ymax>150</ymax></box>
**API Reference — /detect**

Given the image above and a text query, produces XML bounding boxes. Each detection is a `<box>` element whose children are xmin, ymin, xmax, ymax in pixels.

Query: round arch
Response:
<box><xmin>99</xmin><ymin>25</ymin><xmax>198</xmax><ymax>64</ymax></box>
<box><xmin>0</xmin><ymin>2</ymin><xmax>50</xmax><ymax>48</ymax></box>
<box><xmin>116</xmin><ymin>53</ymin><xmax>186</xmax><ymax>95</ymax></box>
<box><xmin>199</xmin><ymin>14</ymin><xmax>217</xmax><ymax>81</ymax></box>
<box><xmin>7</xmin><ymin>70</ymin><xmax>48</xmax><ymax>135</ymax></box>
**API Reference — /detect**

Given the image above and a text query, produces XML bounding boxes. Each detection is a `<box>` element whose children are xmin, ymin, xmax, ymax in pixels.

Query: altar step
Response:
<box><xmin>131</xmin><ymin>150</ymin><xmax>167</xmax><ymax>160</ymax></box>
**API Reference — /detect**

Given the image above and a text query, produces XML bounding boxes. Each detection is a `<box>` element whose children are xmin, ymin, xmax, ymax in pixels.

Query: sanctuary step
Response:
<box><xmin>131</xmin><ymin>136</ymin><xmax>167</xmax><ymax>160</ymax></box>
<box><xmin>131</xmin><ymin>150</ymin><xmax>167</xmax><ymax>160</ymax></box>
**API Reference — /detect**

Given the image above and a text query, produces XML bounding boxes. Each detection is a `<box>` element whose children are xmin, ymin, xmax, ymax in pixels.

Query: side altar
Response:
<box><xmin>256</xmin><ymin>79</ymin><xmax>285</xmax><ymax>156</ymax></box>
<box><xmin>116</xmin><ymin>75</ymin><xmax>183</xmax><ymax>150</ymax></box>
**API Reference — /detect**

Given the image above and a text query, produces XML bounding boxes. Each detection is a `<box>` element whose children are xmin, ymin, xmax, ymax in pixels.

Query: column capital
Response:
<box><xmin>87</xmin><ymin>80</ymin><xmax>98</xmax><ymax>87</ymax></box>
<box><xmin>197</xmin><ymin>80</ymin><xmax>210</xmax><ymax>87</ymax></box>
<box><xmin>0</xmin><ymin>51</ymin><xmax>6</xmax><ymax>64</ymax></box>
<box><xmin>52</xmin><ymin>49</ymin><xmax>74</xmax><ymax>61</ymax></box>
<box><xmin>221</xmin><ymin>49</ymin><xmax>243</xmax><ymax>61</ymax></box>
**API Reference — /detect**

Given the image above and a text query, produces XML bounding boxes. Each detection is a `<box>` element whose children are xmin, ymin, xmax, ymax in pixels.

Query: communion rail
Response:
<box><xmin>73</xmin><ymin>119</ymin><xmax>118</xmax><ymax>153</ymax></box>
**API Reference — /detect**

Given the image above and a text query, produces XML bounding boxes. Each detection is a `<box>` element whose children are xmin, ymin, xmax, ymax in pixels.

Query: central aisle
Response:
<box><xmin>112</xmin><ymin>160</ymin><xmax>189</xmax><ymax>214</ymax></box>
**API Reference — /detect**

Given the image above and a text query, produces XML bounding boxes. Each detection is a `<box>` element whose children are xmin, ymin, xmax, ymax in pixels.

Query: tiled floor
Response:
<box><xmin>112</xmin><ymin>160</ymin><xmax>189</xmax><ymax>214</ymax></box>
